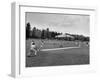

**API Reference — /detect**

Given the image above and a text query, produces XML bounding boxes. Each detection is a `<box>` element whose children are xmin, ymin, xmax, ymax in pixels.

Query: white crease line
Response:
<box><xmin>41</xmin><ymin>47</ymin><xmax>80</xmax><ymax>51</ymax></box>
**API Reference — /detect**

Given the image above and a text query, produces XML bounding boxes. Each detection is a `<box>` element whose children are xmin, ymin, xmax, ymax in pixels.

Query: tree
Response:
<box><xmin>41</xmin><ymin>29</ymin><xmax>45</xmax><ymax>39</ymax></box>
<box><xmin>46</xmin><ymin>28</ymin><xmax>50</xmax><ymax>39</ymax></box>
<box><xmin>26</xmin><ymin>22</ymin><xmax>31</xmax><ymax>39</ymax></box>
<box><xmin>32</xmin><ymin>27</ymin><xmax>36</xmax><ymax>38</ymax></box>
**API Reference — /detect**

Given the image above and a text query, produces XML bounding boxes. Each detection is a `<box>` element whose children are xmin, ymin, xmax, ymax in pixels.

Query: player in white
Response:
<box><xmin>27</xmin><ymin>40</ymin><xmax>37</xmax><ymax>56</ymax></box>
<box><xmin>86</xmin><ymin>41</ymin><xmax>89</xmax><ymax>47</ymax></box>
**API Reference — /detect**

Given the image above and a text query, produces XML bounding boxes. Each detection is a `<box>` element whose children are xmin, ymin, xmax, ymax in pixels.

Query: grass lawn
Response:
<box><xmin>26</xmin><ymin>39</ymin><xmax>89</xmax><ymax>67</ymax></box>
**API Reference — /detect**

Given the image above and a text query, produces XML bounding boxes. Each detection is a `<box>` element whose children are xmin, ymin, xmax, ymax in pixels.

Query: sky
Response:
<box><xmin>26</xmin><ymin>12</ymin><xmax>90</xmax><ymax>36</ymax></box>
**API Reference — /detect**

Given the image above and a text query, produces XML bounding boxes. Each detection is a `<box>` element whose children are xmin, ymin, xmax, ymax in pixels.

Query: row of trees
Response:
<box><xmin>26</xmin><ymin>22</ymin><xmax>89</xmax><ymax>42</ymax></box>
<box><xmin>56</xmin><ymin>35</ymin><xmax>89</xmax><ymax>42</ymax></box>
<box><xmin>26</xmin><ymin>22</ymin><xmax>62</xmax><ymax>39</ymax></box>
<box><xmin>71</xmin><ymin>34</ymin><xmax>89</xmax><ymax>41</ymax></box>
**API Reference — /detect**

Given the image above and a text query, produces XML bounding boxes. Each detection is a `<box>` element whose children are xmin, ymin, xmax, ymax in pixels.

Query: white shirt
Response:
<box><xmin>31</xmin><ymin>42</ymin><xmax>36</xmax><ymax>49</ymax></box>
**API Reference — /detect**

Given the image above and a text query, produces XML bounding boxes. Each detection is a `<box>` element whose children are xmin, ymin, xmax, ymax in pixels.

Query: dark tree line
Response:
<box><xmin>26</xmin><ymin>23</ymin><xmax>31</xmax><ymax>39</ymax></box>
<box><xmin>71</xmin><ymin>34</ymin><xmax>90</xmax><ymax>42</ymax></box>
<box><xmin>26</xmin><ymin>22</ymin><xmax>62</xmax><ymax>39</ymax></box>
<box><xmin>26</xmin><ymin>22</ymin><xmax>90</xmax><ymax>42</ymax></box>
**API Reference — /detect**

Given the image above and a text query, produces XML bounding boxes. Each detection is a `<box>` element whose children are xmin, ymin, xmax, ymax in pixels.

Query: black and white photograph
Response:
<box><xmin>25</xmin><ymin>12</ymin><xmax>90</xmax><ymax>67</ymax></box>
